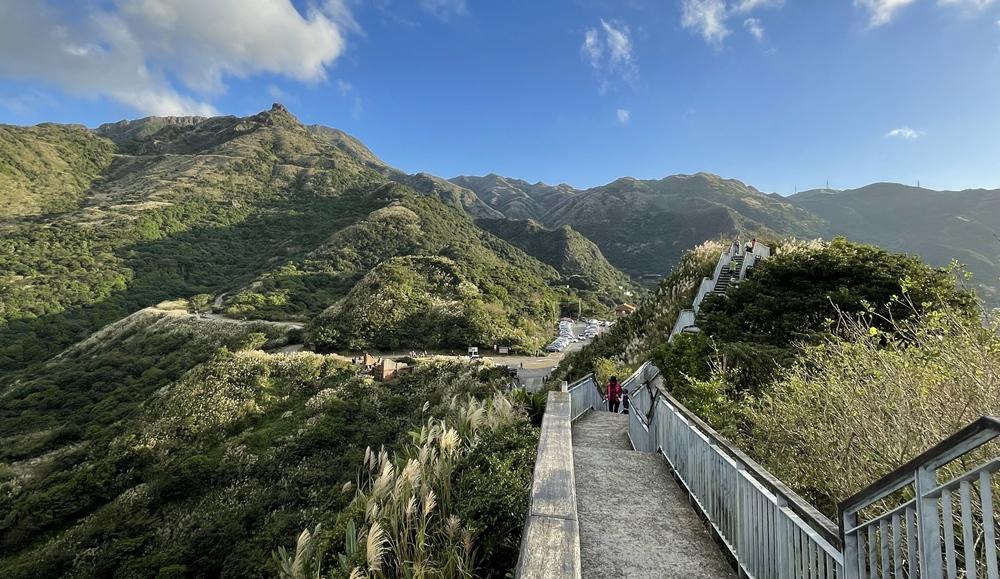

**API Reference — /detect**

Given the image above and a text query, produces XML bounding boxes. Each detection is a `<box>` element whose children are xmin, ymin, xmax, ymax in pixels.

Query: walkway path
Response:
<box><xmin>572</xmin><ymin>411</ymin><xmax>735</xmax><ymax>579</ymax></box>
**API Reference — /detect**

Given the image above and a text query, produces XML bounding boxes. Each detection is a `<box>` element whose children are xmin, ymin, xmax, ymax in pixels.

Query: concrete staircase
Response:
<box><xmin>712</xmin><ymin>254</ymin><xmax>744</xmax><ymax>295</ymax></box>
<box><xmin>571</xmin><ymin>412</ymin><xmax>735</xmax><ymax>578</ymax></box>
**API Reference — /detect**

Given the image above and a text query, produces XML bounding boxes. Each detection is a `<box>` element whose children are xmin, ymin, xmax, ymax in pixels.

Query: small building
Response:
<box><xmin>615</xmin><ymin>303</ymin><xmax>637</xmax><ymax>317</ymax></box>
<box><xmin>374</xmin><ymin>358</ymin><xmax>410</xmax><ymax>381</ymax></box>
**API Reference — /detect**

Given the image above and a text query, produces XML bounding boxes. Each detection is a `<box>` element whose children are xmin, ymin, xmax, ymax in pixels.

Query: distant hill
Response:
<box><xmin>450</xmin><ymin>174</ymin><xmax>578</xmax><ymax>221</ymax></box>
<box><xmin>458</xmin><ymin>172</ymin><xmax>823</xmax><ymax>276</ymax></box>
<box><xmin>475</xmin><ymin>218</ymin><xmax>633</xmax><ymax>305</ymax></box>
<box><xmin>791</xmin><ymin>183</ymin><xmax>1000</xmax><ymax>305</ymax></box>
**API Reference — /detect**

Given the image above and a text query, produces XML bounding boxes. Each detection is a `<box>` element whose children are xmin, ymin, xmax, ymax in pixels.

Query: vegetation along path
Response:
<box><xmin>572</xmin><ymin>411</ymin><xmax>735</xmax><ymax>578</ymax></box>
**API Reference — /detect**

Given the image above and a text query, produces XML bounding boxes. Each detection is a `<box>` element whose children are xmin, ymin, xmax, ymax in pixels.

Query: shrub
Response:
<box><xmin>748</xmin><ymin>305</ymin><xmax>1000</xmax><ymax>515</ymax></box>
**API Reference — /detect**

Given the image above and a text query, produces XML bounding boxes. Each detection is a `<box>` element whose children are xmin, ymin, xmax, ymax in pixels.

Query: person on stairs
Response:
<box><xmin>605</xmin><ymin>376</ymin><xmax>623</xmax><ymax>413</ymax></box>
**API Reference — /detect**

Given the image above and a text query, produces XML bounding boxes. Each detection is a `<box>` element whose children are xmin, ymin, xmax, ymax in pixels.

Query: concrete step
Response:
<box><xmin>571</xmin><ymin>412</ymin><xmax>737</xmax><ymax>579</ymax></box>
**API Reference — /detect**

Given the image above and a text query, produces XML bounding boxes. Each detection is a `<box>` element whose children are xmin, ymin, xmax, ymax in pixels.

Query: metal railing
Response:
<box><xmin>693</xmin><ymin>277</ymin><xmax>717</xmax><ymax>313</ymax></box>
<box><xmin>840</xmin><ymin>416</ymin><xmax>1000</xmax><ymax>579</ymax></box>
<box><xmin>669</xmin><ymin>309</ymin><xmax>698</xmax><ymax>343</ymax></box>
<box><xmin>624</xmin><ymin>362</ymin><xmax>845</xmax><ymax>578</ymax></box>
<box><xmin>566</xmin><ymin>374</ymin><xmax>602</xmax><ymax>421</ymax></box>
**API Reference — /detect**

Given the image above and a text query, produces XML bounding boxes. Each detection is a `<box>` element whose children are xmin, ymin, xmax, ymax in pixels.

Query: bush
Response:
<box><xmin>748</xmin><ymin>305</ymin><xmax>1000</xmax><ymax>516</ymax></box>
<box><xmin>454</xmin><ymin>420</ymin><xmax>538</xmax><ymax>577</ymax></box>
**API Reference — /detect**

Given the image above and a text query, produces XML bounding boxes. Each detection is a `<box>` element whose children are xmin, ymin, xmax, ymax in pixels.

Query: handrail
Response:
<box><xmin>659</xmin><ymin>385</ymin><xmax>842</xmax><ymax>547</ymax></box>
<box><xmin>515</xmin><ymin>390</ymin><xmax>581</xmax><ymax>578</ymax></box>
<box><xmin>838</xmin><ymin>415</ymin><xmax>1000</xmax><ymax>579</ymax></box>
<box><xmin>625</xmin><ymin>362</ymin><xmax>842</xmax><ymax>547</ymax></box>
<box><xmin>624</xmin><ymin>362</ymin><xmax>845</xmax><ymax>577</ymax></box>
<box><xmin>839</xmin><ymin>415</ymin><xmax>1000</xmax><ymax>515</ymax></box>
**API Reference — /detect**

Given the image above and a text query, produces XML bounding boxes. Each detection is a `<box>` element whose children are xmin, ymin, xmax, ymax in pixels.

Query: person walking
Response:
<box><xmin>605</xmin><ymin>376</ymin><xmax>623</xmax><ymax>413</ymax></box>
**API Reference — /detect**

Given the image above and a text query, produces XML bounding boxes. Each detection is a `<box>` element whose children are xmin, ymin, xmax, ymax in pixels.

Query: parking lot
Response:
<box><xmin>546</xmin><ymin>318</ymin><xmax>609</xmax><ymax>354</ymax></box>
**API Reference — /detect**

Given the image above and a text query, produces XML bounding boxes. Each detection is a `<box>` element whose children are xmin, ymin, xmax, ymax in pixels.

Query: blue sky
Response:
<box><xmin>1</xmin><ymin>0</ymin><xmax>999</xmax><ymax>194</ymax></box>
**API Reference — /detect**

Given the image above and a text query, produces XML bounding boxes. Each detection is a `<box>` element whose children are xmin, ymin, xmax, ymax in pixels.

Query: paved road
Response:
<box><xmin>572</xmin><ymin>411</ymin><xmax>735</xmax><ymax>578</ymax></box>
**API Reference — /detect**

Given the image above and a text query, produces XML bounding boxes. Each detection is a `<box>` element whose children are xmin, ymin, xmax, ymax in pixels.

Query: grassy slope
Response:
<box><xmin>0</xmin><ymin>124</ymin><xmax>116</xmax><ymax>218</ymax></box>
<box><xmin>0</xmin><ymin>309</ymin><xmax>518</xmax><ymax>578</ymax></box>
<box><xmin>0</xmin><ymin>107</ymin><xmax>394</xmax><ymax>373</ymax></box>
<box><xmin>475</xmin><ymin>217</ymin><xmax>634</xmax><ymax>306</ymax></box>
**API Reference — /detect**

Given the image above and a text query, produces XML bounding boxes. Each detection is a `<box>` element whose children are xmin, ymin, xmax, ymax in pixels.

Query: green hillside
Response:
<box><xmin>791</xmin><ymin>183</ymin><xmax>1000</xmax><ymax>305</ymax></box>
<box><xmin>0</xmin><ymin>309</ymin><xmax>532</xmax><ymax>578</ymax></box>
<box><xmin>540</xmin><ymin>174</ymin><xmax>823</xmax><ymax>276</ymax></box>
<box><xmin>0</xmin><ymin>105</ymin><xmax>582</xmax><ymax>372</ymax></box>
<box><xmin>456</xmin><ymin>172</ymin><xmax>823</xmax><ymax>276</ymax></box>
<box><xmin>0</xmin><ymin>123</ymin><xmax>115</xmax><ymax>218</ymax></box>
<box><xmin>475</xmin><ymin>217</ymin><xmax>634</xmax><ymax>307</ymax></box>
<box><xmin>451</xmin><ymin>174</ymin><xmax>578</xmax><ymax>221</ymax></box>
<box><xmin>0</xmin><ymin>105</ymin><xmax>586</xmax><ymax>576</ymax></box>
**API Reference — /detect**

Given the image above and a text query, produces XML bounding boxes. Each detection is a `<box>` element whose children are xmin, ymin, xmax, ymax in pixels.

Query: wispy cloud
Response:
<box><xmin>856</xmin><ymin>0</ymin><xmax>995</xmax><ymax>27</ymax></box>
<box><xmin>938</xmin><ymin>0</ymin><xmax>997</xmax><ymax>11</ymax></box>
<box><xmin>855</xmin><ymin>0</ymin><xmax>919</xmax><ymax>26</ymax></box>
<box><xmin>0</xmin><ymin>0</ymin><xmax>356</xmax><ymax>116</ymax></box>
<box><xmin>731</xmin><ymin>0</ymin><xmax>786</xmax><ymax>14</ymax></box>
<box><xmin>680</xmin><ymin>0</ymin><xmax>783</xmax><ymax>47</ymax></box>
<box><xmin>744</xmin><ymin>17</ymin><xmax>765</xmax><ymax>40</ymax></box>
<box><xmin>886</xmin><ymin>126</ymin><xmax>924</xmax><ymax>139</ymax></box>
<box><xmin>419</xmin><ymin>0</ymin><xmax>467</xmax><ymax>21</ymax></box>
<box><xmin>333</xmin><ymin>78</ymin><xmax>363</xmax><ymax>119</ymax></box>
<box><xmin>616</xmin><ymin>108</ymin><xmax>631</xmax><ymax>124</ymax></box>
<box><xmin>682</xmin><ymin>0</ymin><xmax>731</xmax><ymax>46</ymax></box>
<box><xmin>581</xmin><ymin>19</ymin><xmax>636</xmax><ymax>92</ymax></box>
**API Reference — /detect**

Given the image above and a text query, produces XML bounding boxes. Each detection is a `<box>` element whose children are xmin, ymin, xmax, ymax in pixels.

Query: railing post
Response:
<box><xmin>916</xmin><ymin>466</ymin><xmax>943</xmax><ymax>579</ymax></box>
<box><xmin>776</xmin><ymin>496</ymin><xmax>790</xmax><ymax>579</ymax></box>
<box><xmin>842</xmin><ymin>510</ymin><xmax>860</xmax><ymax>579</ymax></box>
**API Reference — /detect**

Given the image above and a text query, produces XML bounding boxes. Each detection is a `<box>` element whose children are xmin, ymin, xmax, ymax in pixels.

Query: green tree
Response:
<box><xmin>188</xmin><ymin>294</ymin><xmax>213</xmax><ymax>314</ymax></box>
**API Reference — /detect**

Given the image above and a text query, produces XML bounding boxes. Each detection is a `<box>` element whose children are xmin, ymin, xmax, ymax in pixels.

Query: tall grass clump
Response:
<box><xmin>275</xmin><ymin>393</ymin><xmax>535</xmax><ymax>578</ymax></box>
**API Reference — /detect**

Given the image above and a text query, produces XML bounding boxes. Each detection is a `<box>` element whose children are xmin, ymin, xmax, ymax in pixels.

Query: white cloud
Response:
<box><xmin>855</xmin><ymin>0</ymin><xmax>919</xmax><ymax>26</ymax></box>
<box><xmin>681</xmin><ymin>0</ymin><xmax>783</xmax><ymax>46</ymax></box>
<box><xmin>616</xmin><ymin>108</ymin><xmax>631</xmax><ymax>124</ymax></box>
<box><xmin>857</xmin><ymin>0</ymin><xmax>997</xmax><ymax>26</ymax></box>
<box><xmin>938</xmin><ymin>0</ymin><xmax>997</xmax><ymax>11</ymax></box>
<box><xmin>581</xmin><ymin>20</ymin><xmax>637</xmax><ymax>91</ymax></box>
<box><xmin>731</xmin><ymin>0</ymin><xmax>785</xmax><ymax>14</ymax></box>
<box><xmin>0</xmin><ymin>0</ymin><xmax>355</xmax><ymax>116</ymax></box>
<box><xmin>419</xmin><ymin>0</ymin><xmax>468</xmax><ymax>20</ymax></box>
<box><xmin>602</xmin><ymin>20</ymin><xmax>634</xmax><ymax>68</ymax></box>
<box><xmin>886</xmin><ymin>126</ymin><xmax>924</xmax><ymax>139</ymax></box>
<box><xmin>582</xmin><ymin>28</ymin><xmax>603</xmax><ymax>68</ymax></box>
<box><xmin>682</xmin><ymin>0</ymin><xmax>731</xmax><ymax>46</ymax></box>
<box><xmin>744</xmin><ymin>17</ymin><xmax>765</xmax><ymax>40</ymax></box>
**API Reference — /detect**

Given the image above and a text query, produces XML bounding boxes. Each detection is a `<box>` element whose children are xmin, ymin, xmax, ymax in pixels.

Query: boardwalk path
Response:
<box><xmin>572</xmin><ymin>411</ymin><xmax>736</xmax><ymax>578</ymax></box>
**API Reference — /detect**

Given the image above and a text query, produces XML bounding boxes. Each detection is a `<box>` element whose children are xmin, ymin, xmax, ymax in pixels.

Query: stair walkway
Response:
<box><xmin>572</xmin><ymin>411</ymin><xmax>736</xmax><ymax>578</ymax></box>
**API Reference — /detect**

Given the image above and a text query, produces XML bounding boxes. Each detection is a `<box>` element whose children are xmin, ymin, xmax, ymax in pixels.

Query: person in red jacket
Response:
<box><xmin>606</xmin><ymin>376</ymin><xmax>623</xmax><ymax>413</ymax></box>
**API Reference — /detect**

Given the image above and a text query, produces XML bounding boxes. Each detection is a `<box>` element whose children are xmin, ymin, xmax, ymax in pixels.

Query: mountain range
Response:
<box><xmin>451</xmin><ymin>173</ymin><xmax>998</xmax><ymax>304</ymax></box>
<box><xmin>2</xmin><ymin>104</ymin><xmax>997</xmax><ymax>375</ymax></box>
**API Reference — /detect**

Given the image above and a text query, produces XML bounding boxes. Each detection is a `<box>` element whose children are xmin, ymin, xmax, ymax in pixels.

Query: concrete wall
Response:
<box><xmin>515</xmin><ymin>391</ymin><xmax>582</xmax><ymax>579</ymax></box>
